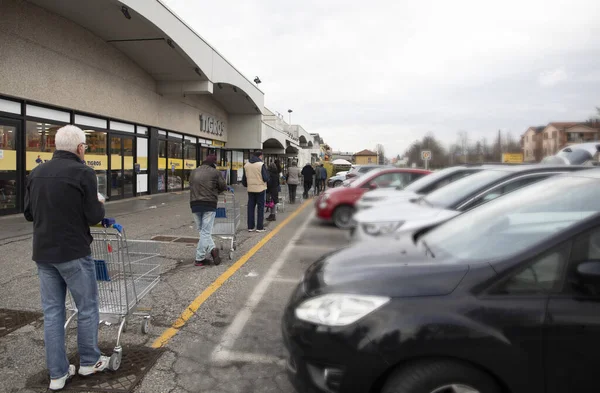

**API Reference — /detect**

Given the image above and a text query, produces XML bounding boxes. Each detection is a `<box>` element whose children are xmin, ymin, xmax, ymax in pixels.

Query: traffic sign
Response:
<box><xmin>421</xmin><ymin>150</ymin><xmax>432</xmax><ymax>170</ymax></box>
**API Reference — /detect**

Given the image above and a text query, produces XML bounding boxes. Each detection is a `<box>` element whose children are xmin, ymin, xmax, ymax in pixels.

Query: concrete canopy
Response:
<box><xmin>262</xmin><ymin>138</ymin><xmax>285</xmax><ymax>154</ymax></box>
<box><xmin>27</xmin><ymin>0</ymin><xmax>264</xmax><ymax>115</ymax></box>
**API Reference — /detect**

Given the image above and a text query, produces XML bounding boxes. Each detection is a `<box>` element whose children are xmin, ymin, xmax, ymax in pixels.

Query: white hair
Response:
<box><xmin>55</xmin><ymin>125</ymin><xmax>86</xmax><ymax>153</ymax></box>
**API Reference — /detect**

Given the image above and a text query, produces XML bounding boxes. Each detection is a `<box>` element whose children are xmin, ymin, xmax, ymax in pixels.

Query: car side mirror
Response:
<box><xmin>369</xmin><ymin>182</ymin><xmax>378</xmax><ymax>190</ymax></box>
<box><xmin>576</xmin><ymin>261</ymin><xmax>600</xmax><ymax>285</ymax></box>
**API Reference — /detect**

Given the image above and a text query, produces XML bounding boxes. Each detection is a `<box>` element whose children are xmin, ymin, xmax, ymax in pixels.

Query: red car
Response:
<box><xmin>314</xmin><ymin>167</ymin><xmax>431</xmax><ymax>228</ymax></box>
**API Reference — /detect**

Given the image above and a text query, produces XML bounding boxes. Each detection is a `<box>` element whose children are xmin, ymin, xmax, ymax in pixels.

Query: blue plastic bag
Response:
<box><xmin>95</xmin><ymin>260</ymin><xmax>111</xmax><ymax>281</ymax></box>
<box><xmin>216</xmin><ymin>207</ymin><xmax>227</xmax><ymax>218</ymax></box>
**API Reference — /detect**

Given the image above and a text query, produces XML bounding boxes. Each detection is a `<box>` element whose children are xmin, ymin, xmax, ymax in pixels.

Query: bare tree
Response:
<box><xmin>456</xmin><ymin>131</ymin><xmax>469</xmax><ymax>163</ymax></box>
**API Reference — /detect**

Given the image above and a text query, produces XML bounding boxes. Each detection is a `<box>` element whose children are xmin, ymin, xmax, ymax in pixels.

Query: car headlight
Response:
<box><xmin>362</xmin><ymin>221</ymin><xmax>404</xmax><ymax>236</ymax></box>
<box><xmin>295</xmin><ymin>293</ymin><xmax>390</xmax><ymax>326</ymax></box>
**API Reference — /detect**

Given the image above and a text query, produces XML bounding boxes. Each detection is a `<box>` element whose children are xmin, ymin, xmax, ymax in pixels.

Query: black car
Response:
<box><xmin>283</xmin><ymin>168</ymin><xmax>600</xmax><ymax>393</ymax></box>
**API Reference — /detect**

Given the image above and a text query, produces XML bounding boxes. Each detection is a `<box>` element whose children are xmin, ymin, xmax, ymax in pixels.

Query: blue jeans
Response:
<box><xmin>36</xmin><ymin>256</ymin><xmax>101</xmax><ymax>379</ymax></box>
<box><xmin>192</xmin><ymin>210</ymin><xmax>216</xmax><ymax>260</ymax></box>
<box><xmin>248</xmin><ymin>191</ymin><xmax>266</xmax><ymax>230</ymax></box>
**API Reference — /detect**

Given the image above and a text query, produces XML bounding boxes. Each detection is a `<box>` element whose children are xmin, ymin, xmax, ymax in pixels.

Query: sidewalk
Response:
<box><xmin>0</xmin><ymin>185</ymin><xmax>251</xmax><ymax>242</ymax></box>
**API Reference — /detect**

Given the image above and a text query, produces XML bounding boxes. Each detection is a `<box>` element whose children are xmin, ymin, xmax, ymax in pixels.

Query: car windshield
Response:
<box><xmin>403</xmin><ymin>167</ymin><xmax>468</xmax><ymax>192</ymax></box>
<box><xmin>421</xmin><ymin>169</ymin><xmax>511</xmax><ymax>208</ymax></box>
<box><xmin>420</xmin><ymin>175</ymin><xmax>600</xmax><ymax>262</ymax></box>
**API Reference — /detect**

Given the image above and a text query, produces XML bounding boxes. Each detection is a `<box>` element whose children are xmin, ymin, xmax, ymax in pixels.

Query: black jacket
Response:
<box><xmin>267</xmin><ymin>163</ymin><xmax>280</xmax><ymax>189</ymax></box>
<box><xmin>24</xmin><ymin>150</ymin><xmax>105</xmax><ymax>263</ymax></box>
<box><xmin>189</xmin><ymin>163</ymin><xmax>227</xmax><ymax>210</ymax></box>
<box><xmin>301</xmin><ymin>165</ymin><xmax>316</xmax><ymax>182</ymax></box>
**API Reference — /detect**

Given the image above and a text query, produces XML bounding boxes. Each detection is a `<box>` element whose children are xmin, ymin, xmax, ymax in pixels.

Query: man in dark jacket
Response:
<box><xmin>24</xmin><ymin>125</ymin><xmax>107</xmax><ymax>391</ymax></box>
<box><xmin>189</xmin><ymin>154</ymin><xmax>228</xmax><ymax>267</ymax></box>
<box><xmin>301</xmin><ymin>163</ymin><xmax>316</xmax><ymax>199</ymax></box>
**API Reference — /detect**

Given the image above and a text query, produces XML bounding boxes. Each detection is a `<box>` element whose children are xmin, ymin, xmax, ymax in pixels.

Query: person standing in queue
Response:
<box><xmin>286</xmin><ymin>160</ymin><xmax>301</xmax><ymax>203</ymax></box>
<box><xmin>24</xmin><ymin>125</ymin><xmax>108</xmax><ymax>391</ymax></box>
<box><xmin>242</xmin><ymin>151</ymin><xmax>270</xmax><ymax>232</ymax></box>
<box><xmin>318</xmin><ymin>163</ymin><xmax>328</xmax><ymax>194</ymax></box>
<box><xmin>266</xmin><ymin>159</ymin><xmax>281</xmax><ymax>221</ymax></box>
<box><xmin>301</xmin><ymin>162</ymin><xmax>316</xmax><ymax>199</ymax></box>
<box><xmin>189</xmin><ymin>154</ymin><xmax>228</xmax><ymax>267</ymax></box>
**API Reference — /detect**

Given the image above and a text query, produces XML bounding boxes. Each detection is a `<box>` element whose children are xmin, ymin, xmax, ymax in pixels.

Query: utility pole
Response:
<box><xmin>498</xmin><ymin>129</ymin><xmax>502</xmax><ymax>162</ymax></box>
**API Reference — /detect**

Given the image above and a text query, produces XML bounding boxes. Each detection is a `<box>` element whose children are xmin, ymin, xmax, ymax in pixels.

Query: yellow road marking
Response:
<box><xmin>151</xmin><ymin>199</ymin><xmax>311</xmax><ymax>348</ymax></box>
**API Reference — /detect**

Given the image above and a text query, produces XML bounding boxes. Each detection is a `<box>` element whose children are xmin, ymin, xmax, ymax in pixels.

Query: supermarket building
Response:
<box><xmin>0</xmin><ymin>0</ymin><xmax>310</xmax><ymax>216</ymax></box>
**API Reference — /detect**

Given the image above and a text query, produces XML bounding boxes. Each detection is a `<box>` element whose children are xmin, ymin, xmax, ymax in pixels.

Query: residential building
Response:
<box><xmin>522</xmin><ymin>126</ymin><xmax>545</xmax><ymax>162</ymax></box>
<box><xmin>541</xmin><ymin>122</ymin><xmax>600</xmax><ymax>157</ymax></box>
<box><xmin>353</xmin><ymin>149</ymin><xmax>378</xmax><ymax>164</ymax></box>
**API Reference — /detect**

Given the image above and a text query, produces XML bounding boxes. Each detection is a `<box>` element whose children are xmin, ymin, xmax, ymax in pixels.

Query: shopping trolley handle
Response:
<box><xmin>98</xmin><ymin>218</ymin><xmax>124</xmax><ymax>233</ymax></box>
<box><xmin>226</xmin><ymin>186</ymin><xmax>235</xmax><ymax>193</ymax></box>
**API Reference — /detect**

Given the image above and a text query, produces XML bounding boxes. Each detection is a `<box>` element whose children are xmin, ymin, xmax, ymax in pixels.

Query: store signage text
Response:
<box><xmin>86</xmin><ymin>160</ymin><xmax>103</xmax><ymax>167</ymax></box>
<box><xmin>200</xmin><ymin>115</ymin><xmax>225</xmax><ymax>137</ymax></box>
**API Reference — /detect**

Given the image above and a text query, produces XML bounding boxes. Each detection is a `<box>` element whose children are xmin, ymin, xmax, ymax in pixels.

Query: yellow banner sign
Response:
<box><xmin>212</xmin><ymin>140</ymin><xmax>226</xmax><ymax>148</ymax></box>
<box><xmin>85</xmin><ymin>154</ymin><xmax>108</xmax><ymax>171</ymax></box>
<box><xmin>502</xmin><ymin>153</ymin><xmax>524</xmax><ymax>163</ymax></box>
<box><xmin>25</xmin><ymin>152</ymin><xmax>109</xmax><ymax>171</ymax></box>
<box><xmin>0</xmin><ymin>150</ymin><xmax>17</xmax><ymax>171</ymax></box>
<box><xmin>184</xmin><ymin>160</ymin><xmax>197</xmax><ymax>170</ymax></box>
<box><xmin>137</xmin><ymin>157</ymin><xmax>148</xmax><ymax>171</ymax></box>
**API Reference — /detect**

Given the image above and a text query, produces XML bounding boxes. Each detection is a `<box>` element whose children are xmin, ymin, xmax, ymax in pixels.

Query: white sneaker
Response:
<box><xmin>248</xmin><ymin>229</ymin><xmax>255</xmax><ymax>232</ymax></box>
<box><xmin>256</xmin><ymin>228</ymin><xmax>267</xmax><ymax>233</ymax></box>
<box><xmin>78</xmin><ymin>355</ymin><xmax>110</xmax><ymax>376</ymax></box>
<box><xmin>49</xmin><ymin>365</ymin><xmax>75</xmax><ymax>391</ymax></box>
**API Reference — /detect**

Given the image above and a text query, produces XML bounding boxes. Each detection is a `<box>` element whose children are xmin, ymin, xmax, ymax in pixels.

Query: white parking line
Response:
<box><xmin>212</xmin><ymin>350</ymin><xmax>286</xmax><ymax>366</ymax></box>
<box><xmin>211</xmin><ymin>211</ymin><xmax>313</xmax><ymax>364</ymax></box>
<box><xmin>272</xmin><ymin>277</ymin><xmax>301</xmax><ymax>284</ymax></box>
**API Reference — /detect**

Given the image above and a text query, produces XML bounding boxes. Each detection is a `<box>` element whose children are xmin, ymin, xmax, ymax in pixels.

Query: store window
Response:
<box><xmin>167</xmin><ymin>134</ymin><xmax>183</xmax><ymax>191</ymax></box>
<box><xmin>158</xmin><ymin>139</ymin><xmax>167</xmax><ymax>192</ymax></box>
<box><xmin>85</xmin><ymin>130</ymin><xmax>108</xmax><ymax>196</ymax></box>
<box><xmin>231</xmin><ymin>151</ymin><xmax>244</xmax><ymax>184</ymax></box>
<box><xmin>183</xmin><ymin>137</ymin><xmax>197</xmax><ymax>189</ymax></box>
<box><xmin>25</xmin><ymin>121</ymin><xmax>62</xmax><ymax>175</ymax></box>
<box><xmin>0</xmin><ymin>123</ymin><xmax>18</xmax><ymax>212</ymax></box>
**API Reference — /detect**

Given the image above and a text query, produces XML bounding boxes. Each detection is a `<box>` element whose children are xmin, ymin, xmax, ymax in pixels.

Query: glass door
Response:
<box><xmin>0</xmin><ymin>118</ymin><xmax>20</xmax><ymax>215</ymax></box>
<box><xmin>110</xmin><ymin>135</ymin><xmax>135</xmax><ymax>199</ymax></box>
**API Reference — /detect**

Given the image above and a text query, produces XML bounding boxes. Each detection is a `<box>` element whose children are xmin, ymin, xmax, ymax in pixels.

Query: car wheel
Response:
<box><xmin>381</xmin><ymin>360</ymin><xmax>501</xmax><ymax>393</ymax></box>
<box><xmin>333</xmin><ymin>180</ymin><xmax>342</xmax><ymax>187</ymax></box>
<box><xmin>333</xmin><ymin>205</ymin><xmax>354</xmax><ymax>229</ymax></box>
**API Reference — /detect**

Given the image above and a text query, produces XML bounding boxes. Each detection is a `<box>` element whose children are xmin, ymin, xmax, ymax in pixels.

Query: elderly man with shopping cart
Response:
<box><xmin>24</xmin><ymin>125</ymin><xmax>110</xmax><ymax>391</ymax></box>
<box><xmin>189</xmin><ymin>154</ymin><xmax>231</xmax><ymax>267</ymax></box>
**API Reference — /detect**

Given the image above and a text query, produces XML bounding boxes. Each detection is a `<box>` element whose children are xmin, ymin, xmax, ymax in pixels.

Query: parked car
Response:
<box><xmin>354</xmin><ymin>164</ymin><xmax>484</xmax><ymax>212</ymax></box>
<box><xmin>351</xmin><ymin>164</ymin><xmax>589</xmax><ymax>241</ymax></box>
<box><xmin>314</xmin><ymin>168</ymin><xmax>431</xmax><ymax>228</ymax></box>
<box><xmin>283</xmin><ymin>168</ymin><xmax>600</xmax><ymax>393</ymax></box>
<box><xmin>345</xmin><ymin>164</ymin><xmax>392</xmax><ymax>179</ymax></box>
<box><xmin>542</xmin><ymin>142</ymin><xmax>600</xmax><ymax>165</ymax></box>
<box><xmin>327</xmin><ymin>171</ymin><xmax>348</xmax><ymax>188</ymax></box>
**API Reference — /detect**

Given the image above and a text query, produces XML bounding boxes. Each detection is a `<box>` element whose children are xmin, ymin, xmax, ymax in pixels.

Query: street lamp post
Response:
<box><xmin>288</xmin><ymin>109</ymin><xmax>293</xmax><ymax>124</ymax></box>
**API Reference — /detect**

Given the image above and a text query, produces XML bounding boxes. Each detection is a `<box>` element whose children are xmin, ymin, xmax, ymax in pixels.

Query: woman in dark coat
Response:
<box><xmin>266</xmin><ymin>159</ymin><xmax>281</xmax><ymax>221</ymax></box>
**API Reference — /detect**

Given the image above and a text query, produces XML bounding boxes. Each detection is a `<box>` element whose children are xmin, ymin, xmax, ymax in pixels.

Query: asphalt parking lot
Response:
<box><xmin>0</xmin><ymin>189</ymin><xmax>348</xmax><ymax>393</ymax></box>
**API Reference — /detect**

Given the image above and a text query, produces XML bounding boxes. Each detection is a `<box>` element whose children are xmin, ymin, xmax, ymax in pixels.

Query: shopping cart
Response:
<box><xmin>213</xmin><ymin>191</ymin><xmax>240</xmax><ymax>260</ymax></box>
<box><xmin>64</xmin><ymin>221</ymin><xmax>161</xmax><ymax>371</ymax></box>
<box><xmin>277</xmin><ymin>185</ymin><xmax>288</xmax><ymax>213</ymax></box>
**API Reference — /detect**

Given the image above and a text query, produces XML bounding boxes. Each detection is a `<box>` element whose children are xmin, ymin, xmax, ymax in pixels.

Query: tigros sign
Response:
<box><xmin>200</xmin><ymin>115</ymin><xmax>225</xmax><ymax>137</ymax></box>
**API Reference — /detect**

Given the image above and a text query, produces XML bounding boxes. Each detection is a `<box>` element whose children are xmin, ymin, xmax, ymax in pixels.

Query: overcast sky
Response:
<box><xmin>163</xmin><ymin>0</ymin><xmax>600</xmax><ymax>157</ymax></box>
